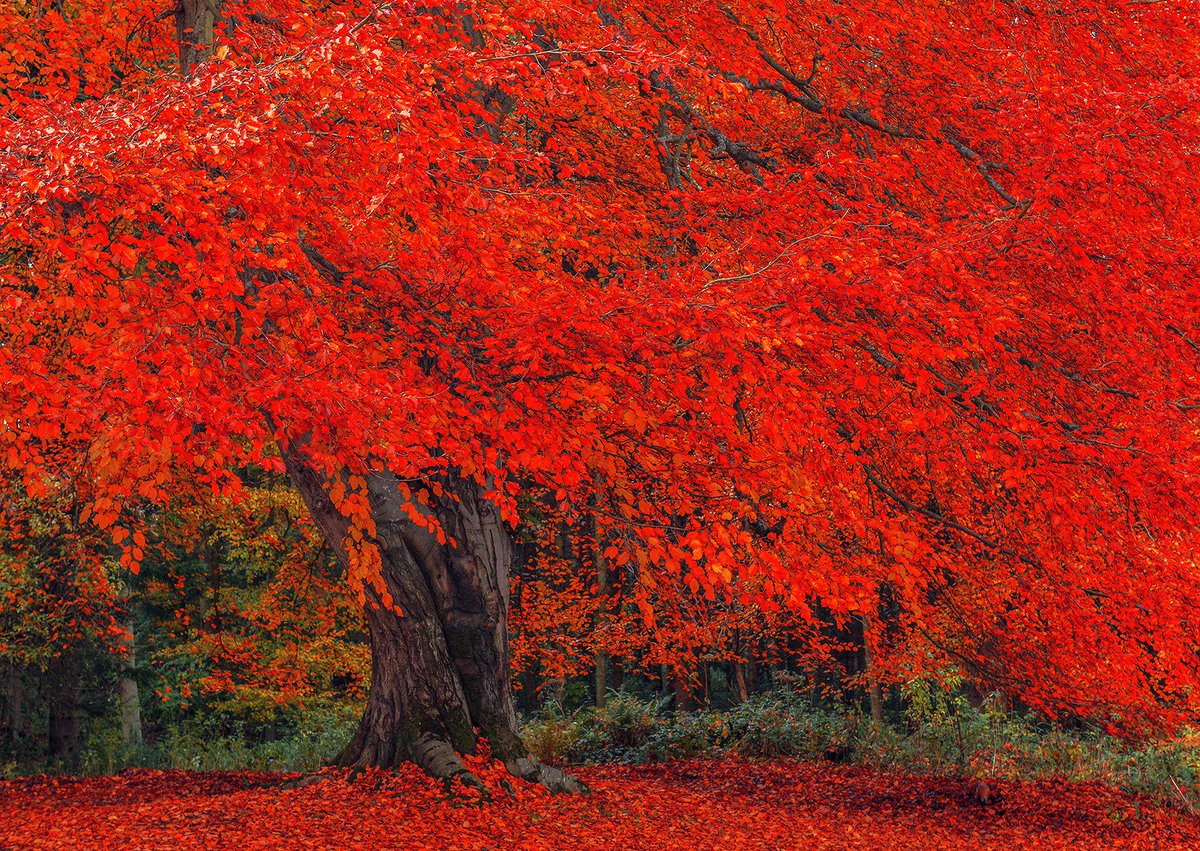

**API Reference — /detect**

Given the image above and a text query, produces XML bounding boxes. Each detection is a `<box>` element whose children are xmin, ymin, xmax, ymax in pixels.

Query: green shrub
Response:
<box><xmin>520</xmin><ymin>683</ymin><xmax>1200</xmax><ymax>812</ymax></box>
<box><xmin>722</xmin><ymin>693</ymin><xmax>853</xmax><ymax>759</ymax></box>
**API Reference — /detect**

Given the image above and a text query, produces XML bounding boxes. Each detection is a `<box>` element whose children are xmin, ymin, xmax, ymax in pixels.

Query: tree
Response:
<box><xmin>2</xmin><ymin>0</ymin><xmax>1199</xmax><ymax>789</ymax></box>
<box><xmin>0</xmin><ymin>450</ymin><xmax>124</xmax><ymax>765</ymax></box>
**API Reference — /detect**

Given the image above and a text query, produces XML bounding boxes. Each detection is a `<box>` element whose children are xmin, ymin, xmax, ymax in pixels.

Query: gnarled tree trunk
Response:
<box><xmin>281</xmin><ymin>447</ymin><xmax>580</xmax><ymax>793</ymax></box>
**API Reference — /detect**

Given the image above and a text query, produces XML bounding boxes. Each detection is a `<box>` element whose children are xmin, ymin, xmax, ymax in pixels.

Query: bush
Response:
<box><xmin>522</xmin><ymin>692</ymin><xmax>855</xmax><ymax>765</ymax></box>
<box><xmin>520</xmin><ymin>683</ymin><xmax>1200</xmax><ymax>811</ymax></box>
<box><xmin>63</xmin><ymin>700</ymin><xmax>362</xmax><ymax>776</ymax></box>
<box><xmin>523</xmin><ymin>693</ymin><xmax>673</xmax><ymax>764</ymax></box>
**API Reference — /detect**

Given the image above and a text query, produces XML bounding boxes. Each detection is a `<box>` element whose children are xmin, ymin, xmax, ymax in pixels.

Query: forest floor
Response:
<box><xmin>1</xmin><ymin>757</ymin><xmax>1196</xmax><ymax>849</ymax></box>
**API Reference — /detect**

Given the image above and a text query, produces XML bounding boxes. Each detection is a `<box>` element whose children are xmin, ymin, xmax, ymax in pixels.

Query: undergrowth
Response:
<box><xmin>5</xmin><ymin>685</ymin><xmax>1197</xmax><ymax>814</ymax></box>
<box><xmin>522</xmin><ymin>689</ymin><xmax>1200</xmax><ymax>812</ymax></box>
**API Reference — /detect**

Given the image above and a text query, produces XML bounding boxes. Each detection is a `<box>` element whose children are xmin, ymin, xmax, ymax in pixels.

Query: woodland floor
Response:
<box><xmin>1</xmin><ymin>757</ymin><xmax>1196</xmax><ymax>850</ymax></box>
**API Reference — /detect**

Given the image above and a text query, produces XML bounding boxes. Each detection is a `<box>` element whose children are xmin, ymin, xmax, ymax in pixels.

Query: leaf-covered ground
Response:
<box><xmin>2</xmin><ymin>758</ymin><xmax>1195</xmax><ymax>849</ymax></box>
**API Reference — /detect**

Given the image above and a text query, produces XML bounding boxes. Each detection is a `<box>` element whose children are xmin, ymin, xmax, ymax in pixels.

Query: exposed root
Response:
<box><xmin>412</xmin><ymin>734</ymin><xmax>488</xmax><ymax>797</ymax></box>
<box><xmin>503</xmin><ymin>755</ymin><xmax>588</xmax><ymax>795</ymax></box>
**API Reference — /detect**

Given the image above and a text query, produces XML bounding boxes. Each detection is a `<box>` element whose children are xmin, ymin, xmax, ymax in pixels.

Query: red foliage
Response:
<box><xmin>2</xmin><ymin>759</ymin><xmax>1197</xmax><ymax>849</ymax></box>
<box><xmin>1</xmin><ymin>0</ymin><xmax>1199</xmax><ymax>731</ymax></box>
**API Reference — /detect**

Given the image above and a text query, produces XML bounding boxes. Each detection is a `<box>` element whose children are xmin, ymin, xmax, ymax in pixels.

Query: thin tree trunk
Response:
<box><xmin>1</xmin><ymin>664</ymin><xmax>27</xmax><ymax>746</ymax></box>
<box><xmin>733</xmin><ymin>661</ymin><xmax>749</xmax><ymax>703</ymax></box>
<box><xmin>281</xmin><ymin>446</ymin><xmax>581</xmax><ymax>793</ymax></box>
<box><xmin>117</xmin><ymin>608</ymin><xmax>143</xmax><ymax>748</ymax></box>
<box><xmin>593</xmin><ymin>516</ymin><xmax>608</xmax><ymax>708</ymax></box>
<box><xmin>47</xmin><ymin>653</ymin><xmax>81</xmax><ymax>766</ymax></box>
<box><xmin>672</xmin><ymin>668</ymin><xmax>695</xmax><ymax>712</ymax></box>
<box><xmin>732</xmin><ymin>630</ymin><xmax>749</xmax><ymax>704</ymax></box>
<box><xmin>862</xmin><ymin>615</ymin><xmax>885</xmax><ymax>724</ymax></box>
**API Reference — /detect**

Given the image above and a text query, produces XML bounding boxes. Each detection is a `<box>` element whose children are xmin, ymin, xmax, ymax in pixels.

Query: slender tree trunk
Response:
<box><xmin>733</xmin><ymin>661</ymin><xmax>749</xmax><ymax>704</ymax></box>
<box><xmin>672</xmin><ymin>668</ymin><xmax>695</xmax><ymax>712</ymax></box>
<box><xmin>1</xmin><ymin>664</ymin><xmax>27</xmax><ymax>747</ymax></box>
<box><xmin>117</xmin><ymin>609</ymin><xmax>143</xmax><ymax>748</ymax></box>
<box><xmin>732</xmin><ymin>630</ymin><xmax>749</xmax><ymax>704</ymax></box>
<box><xmin>593</xmin><ymin>517</ymin><xmax>608</xmax><ymax>708</ymax></box>
<box><xmin>862</xmin><ymin>615</ymin><xmax>885</xmax><ymax>723</ymax></box>
<box><xmin>281</xmin><ymin>447</ymin><xmax>581</xmax><ymax>792</ymax></box>
<box><xmin>47</xmin><ymin>653</ymin><xmax>81</xmax><ymax>766</ymax></box>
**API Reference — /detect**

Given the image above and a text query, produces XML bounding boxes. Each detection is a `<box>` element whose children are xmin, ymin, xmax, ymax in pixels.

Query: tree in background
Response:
<box><xmin>0</xmin><ymin>449</ymin><xmax>124</xmax><ymax>766</ymax></box>
<box><xmin>1</xmin><ymin>0</ymin><xmax>1198</xmax><ymax>792</ymax></box>
<box><xmin>138</xmin><ymin>475</ymin><xmax>368</xmax><ymax>738</ymax></box>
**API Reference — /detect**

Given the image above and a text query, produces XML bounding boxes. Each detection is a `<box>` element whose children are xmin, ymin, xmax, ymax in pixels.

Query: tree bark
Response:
<box><xmin>1</xmin><ymin>664</ymin><xmax>28</xmax><ymax>747</ymax></box>
<box><xmin>732</xmin><ymin>630</ymin><xmax>749</xmax><ymax>704</ymax></box>
<box><xmin>46</xmin><ymin>653</ymin><xmax>81</xmax><ymax>766</ymax></box>
<box><xmin>281</xmin><ymin>446</ymin><xmax>581</xmax><ymax>793</ymax></box>
<box><xmin>179</xmin><ymin>0</ymin><xmax>576</xmax><ymax>790</ymax></box>
<box><xmin>117</xmin><ymin>608</ymin><xmax>143</xmax><ymax>748</ymax></box>
<box><xmin>672</xmin><ymin>667</ymin><xmax>695</xmax><ymax>712</ymax></box>
<box><xmin>593</xmin><ymin>520</ymin><xmax>608</xmax><ymax>708</ymax></box>
<box><xmin>862</xmin><ymin>616</ymin><xmax>885</xmax><ymax>724</ymax></box>
<box><xmin>176</xmin><ymin>0</ymin><xmax>223</xmax><ymax>75</ymax></box>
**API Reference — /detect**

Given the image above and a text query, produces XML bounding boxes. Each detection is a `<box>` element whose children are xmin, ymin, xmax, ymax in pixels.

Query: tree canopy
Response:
<box><xmin>1</xmin><ymin>0</ymin><xmax>1198</xmax><ymax>761</ymax></box>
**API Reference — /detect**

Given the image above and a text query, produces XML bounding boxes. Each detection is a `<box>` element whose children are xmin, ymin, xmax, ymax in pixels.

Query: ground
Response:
<box><xmin>1</xmin><ymin>758</ymin><xmax>1195</xmax><ymax>849</ymax></box>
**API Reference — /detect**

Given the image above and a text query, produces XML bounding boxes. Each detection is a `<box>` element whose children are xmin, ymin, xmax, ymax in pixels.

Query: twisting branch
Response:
<box><xmin>840</xmin><ymin>109</ymin><xmax>923</xmax><ymax>140</ymax></box>
<box><xmin>862</xmin><ymin>465</ymin><xmax>1039</xmax><ymax>568</ymax></box>
<box><xmin>718</xmin><ymin>3</ymin><xmax>824</xmax><ymax>113</ymax></box>
<box><xmin>649</xmin><ymin>72</ymin><xmax>778</xmax><ymax>183</ymax></box>
<box><xmin>945</xmin><ymin>134</ymin><xmax>1022</xmax><ymax>208</ymax></box>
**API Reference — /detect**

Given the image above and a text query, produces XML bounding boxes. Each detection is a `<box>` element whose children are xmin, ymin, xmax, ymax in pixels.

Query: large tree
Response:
<box><xmin>2</xmin><ymin>0</ymin><xmax>1199</xmax><ymax>789</ymax></box>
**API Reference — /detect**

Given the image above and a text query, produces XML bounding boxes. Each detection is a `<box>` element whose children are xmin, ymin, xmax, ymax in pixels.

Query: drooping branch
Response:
<box><xmin>861</xmin><ymin>465</ymin><xmax>1038</xmax><ymax>568</ymax></box>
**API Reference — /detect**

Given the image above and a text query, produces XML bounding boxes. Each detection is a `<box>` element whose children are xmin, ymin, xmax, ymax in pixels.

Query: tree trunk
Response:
<box><xmin>1</xmin><ymin>664</ymin><xmax>28</xmax><ymax>747</ymax></box>
<box><xmin>733</xmin><ymin>660</ymin><xmax>749</xmax><ymax>704</ymax></box>
<box><xmin>732</xmin><ymin>630</ymin><xmax>749</xmax><ymax>704</ymax></box>
<box><xmin>117</xmin><ymin>609</ymin><xmax>143</xmax><ymax>748</ymax></box>
<box><xmin>593</xmin><ymin>523</ymin><xmax>608</xmax><ymax>708</ymax></box>
<box><xmin>176</xmin><ymin>0</ymin><xmax>223</xmax><ymax>75</ymax></box>
<box><xmin>281</xmin><ymin>447</ymin><xmax>581</xmax><ymax>793</ymax></box>
<box><xmin>46</xmin><ymin>653</ymin><xmax>81</xmax><ymax>766</ymax></box>
<box><xmin>672</xmin><ymin>667</ymin><xmax>695</xmax><ymax>712</ymax></box>
<box><xmin>862</xmin><ymin>616</ymin><xmax>885</xmax><ymax>724</ymax></box>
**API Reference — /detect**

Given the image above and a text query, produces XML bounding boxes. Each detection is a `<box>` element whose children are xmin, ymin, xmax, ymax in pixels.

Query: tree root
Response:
<box><xmin>334</xmin><ymin>728</ymin><xmax>584</xmax><ymax>798</ymax></box>
<box><xmin>412</xmin><ymin>734</ymin><xmax>488</xmax><ymax>796</ymax></box>
<box><xmin>502</xmin><ymin>754</ymin><xmax>588</xmax><ymax>795</ymax></box>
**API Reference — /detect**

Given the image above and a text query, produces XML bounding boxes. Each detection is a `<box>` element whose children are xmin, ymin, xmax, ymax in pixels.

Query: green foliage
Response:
<box><xmin>66</xmin><ymin>701</ymin><xmax>361</xmax><ymax>777</ymax></box>
<box><xmin>521</xmin><ymin>685</ymin><xmax>1200</xmax><ymax>810</ymax></box>
<box><xmin>523</xmin><ymin>693</ymin><xmax>674</xmax><ymax>764</ymax></box>
<box><xmin>723</xmin><ymin>692</ymin><xmax>854</xmax><ymax>759</ymax></box>
<box><xmin>523</xmin><ymin>691</ymin><xmax>852</xmax><ymax>766</ymax></box>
